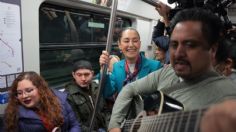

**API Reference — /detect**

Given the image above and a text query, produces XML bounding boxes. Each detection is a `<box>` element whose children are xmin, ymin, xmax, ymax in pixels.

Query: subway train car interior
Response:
<box><xmin>0</xmin><ymin>0</ymin><xmax>236</xmax><ymax>131</ymax></box>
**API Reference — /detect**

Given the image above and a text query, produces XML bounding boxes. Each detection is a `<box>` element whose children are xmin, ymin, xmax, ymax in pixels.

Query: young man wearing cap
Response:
<box><xmin>64</xmin><ymin>60</ymin><xmax>106</xmax><ymax>132</ymax></box>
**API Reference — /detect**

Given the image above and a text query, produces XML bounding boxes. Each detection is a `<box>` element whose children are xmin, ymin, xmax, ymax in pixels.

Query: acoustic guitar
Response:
<box><xmin>121</xmin><ymin>91</ymin><xmax>206</xmax><ymax>132</ymax></box>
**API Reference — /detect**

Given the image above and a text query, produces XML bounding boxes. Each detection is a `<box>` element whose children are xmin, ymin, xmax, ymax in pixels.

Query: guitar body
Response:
<box><xmin>143</xmin><ymin>91</ymin><xmax>184</xmax><ymax>114</ymax></box>
<box><xmin>122</xmin><ymin>91</ymin><xmax>184</xmax><ymax>132</ymax></box>
<box><xmin>122</xmin><ymin>91</ymin><xmax>206</xmax><ymax>132</ymax></box>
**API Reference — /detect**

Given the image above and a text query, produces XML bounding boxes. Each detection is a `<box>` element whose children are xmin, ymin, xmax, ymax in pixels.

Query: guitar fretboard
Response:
<box><xmin>122</xmin><ymin>108</ymin><xmax>207</xmax><ymax>132</ymax></box>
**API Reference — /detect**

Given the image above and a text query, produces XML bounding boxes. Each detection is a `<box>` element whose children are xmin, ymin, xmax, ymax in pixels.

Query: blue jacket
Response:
<box><xmin>103</xmin><ymin>54</ymin><xmax>162</xmax><ymax>98</ymax></box>
<box><xmin>17</xmin><ymin>90</ymin><xmax>81</xmax><ymax>132</ymax></box>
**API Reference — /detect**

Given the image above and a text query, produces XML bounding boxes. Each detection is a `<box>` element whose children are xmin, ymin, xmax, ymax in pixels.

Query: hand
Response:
<box><xmin>109</xmin><ymin>128</ymin><xmax>121</xmax><ymax>132</ymax></box>
<box><xmin>155</xmin><ymin>2</ymin><xmax>171</xmax><ymax>18</ymax></box>
<box><xmin>99</xmin><ymin>50</ymin><xmax>110</xmax><ymax>68</ymax></box>
<box><xmin>200</xmin><ymin>100</ymin><xmax>236</xmax><ymax>132</ymax></box>
<box><xmin>155</xmin><ymin>2</ymin><xmax>171</xmax><ymax>26</ymax></box>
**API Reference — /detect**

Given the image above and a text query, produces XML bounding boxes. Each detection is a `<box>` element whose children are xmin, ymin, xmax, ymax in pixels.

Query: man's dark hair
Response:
<box><xmin>169</xmin><ymin>8</ymin><xmax>224</xmax><ymax>47</ymax></box>
<box><xmin>73</xmin><ymin>60</ymin><xmax>93</xmax><ymax>72</ymax></box>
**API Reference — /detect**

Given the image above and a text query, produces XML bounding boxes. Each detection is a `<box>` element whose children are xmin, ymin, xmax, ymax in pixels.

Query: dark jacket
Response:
<box><xmin>153</xmin><ymin>36</ymin><xmax>170</xmax><ymax>64</ymax></box>
<box><xmin>152</xmin><ymin>19</ymin><xmax>170</xmax><ymax>38</ymax></box>
<box><xmin>16</xmin><ymin>90</ymin><xmax>81</xmax><ymax>132</ymax></box>
<box><xmin>65</xmin><ymin>81</ymin><xmax>106</xmax><ymax>132</ymax></box>
<box><xmin>152</xmin><ymin>20</ymin><xmax>170</xmax><ymax>64</ymax></box>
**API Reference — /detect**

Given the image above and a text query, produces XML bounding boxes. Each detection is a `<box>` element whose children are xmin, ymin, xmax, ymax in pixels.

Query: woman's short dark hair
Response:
<box><xmin>118</xmin><ymin>27</ymin><xmax>140</xmax><ymax>42</ymax></box>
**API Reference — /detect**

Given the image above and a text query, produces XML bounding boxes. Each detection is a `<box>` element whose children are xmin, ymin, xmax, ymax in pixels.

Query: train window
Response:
<box><xmin>39</xmin><ymin>3</ymin><xmax>131</xmax><ymax>88</ymax></box>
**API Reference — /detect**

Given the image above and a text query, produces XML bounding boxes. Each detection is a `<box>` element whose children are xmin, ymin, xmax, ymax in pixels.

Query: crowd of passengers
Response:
<box><xmin>2</xmin><ymin>3</ymin><xmax>236</xmax><ymax>132</ymax></box>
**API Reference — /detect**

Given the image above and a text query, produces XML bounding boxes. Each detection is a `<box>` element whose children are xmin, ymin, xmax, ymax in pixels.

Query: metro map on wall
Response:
<box><xmin>0</xmin><ymin>1</ymin><xmax>22</xmax><ymax>75</ymax></box>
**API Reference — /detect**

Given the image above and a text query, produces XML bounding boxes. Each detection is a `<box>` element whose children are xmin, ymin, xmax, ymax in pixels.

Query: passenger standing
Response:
<box><xmin>152</xmin><ymin>1</ymin><xmax>171</xmax><ymax>64</ymax></box>
<box><xmin>214</xmin><ymin>38</ymin><xmax>236</xmax><ymax>83</ymax></box>
<box><xmin>4</xmin><ymin>71</ymin><xmax>80</xmax><ymax>132</ymax></box>
<box><xmin>152</xmin><ymin>1</ymin><xmax>171</xmax><ymax>37</ymax></box>
<box><xmin>99</xmin><ymin>27</ymin><xmax>162</xmax><ymax>98</ymax></box>
<box><xmin>152</xmin><ymin>36</ymin><xmax>170</xmax><ymax>64</ymax></box>
<box><xmin>64</xmin><ymin>60</ymin><xmax>106</xmax><ymax>132</ymax></box>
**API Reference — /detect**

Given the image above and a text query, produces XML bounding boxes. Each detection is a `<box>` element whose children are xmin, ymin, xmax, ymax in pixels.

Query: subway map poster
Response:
<box><xmin>0</xmin><ymin>1</ymin><xmax>22</xmax><ymax>75</ymax></box>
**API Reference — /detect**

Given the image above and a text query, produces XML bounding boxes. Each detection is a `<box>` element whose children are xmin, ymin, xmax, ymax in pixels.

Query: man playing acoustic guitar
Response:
<box><xmin>108</xmin><ymin>8</ymin><xmax>236</xmax><ymax>132</ymax></box>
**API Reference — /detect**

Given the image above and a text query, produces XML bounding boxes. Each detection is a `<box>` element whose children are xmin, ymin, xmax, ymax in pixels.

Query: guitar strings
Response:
<box><xmin>122</xmin><ymin>108</ymin><xmax>206</xmax><ymax>131</ymax></box>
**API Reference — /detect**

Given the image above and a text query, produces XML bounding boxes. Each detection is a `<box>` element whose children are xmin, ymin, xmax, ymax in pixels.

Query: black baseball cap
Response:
<box><xmin>73</xmin><ymin>60</ymin><xmax>93</xmax><ymax>72</ymax></box>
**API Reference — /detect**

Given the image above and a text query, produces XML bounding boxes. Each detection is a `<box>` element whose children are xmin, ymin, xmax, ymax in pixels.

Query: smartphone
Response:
<box><xmin>142</xmin><ymin>0</ymin><xmax>160</xmax><ymax>7</ymax></box>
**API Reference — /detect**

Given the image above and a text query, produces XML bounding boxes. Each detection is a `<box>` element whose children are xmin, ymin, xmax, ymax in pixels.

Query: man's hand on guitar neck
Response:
<box><xmin>109</xmin><ymin>128</ymin><xmax>121</xmax><ymax>132</ymax></box>
<box><xmin>200</xmin><ymin>100</ymin><xmax>236</xmax><ymax>132</ymax></box>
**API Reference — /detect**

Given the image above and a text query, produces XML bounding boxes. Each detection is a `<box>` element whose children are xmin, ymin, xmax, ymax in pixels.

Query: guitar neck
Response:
<box><xmin>122</xmin><ymin>108</ymin><xmax>207</xmax><ymax>132</ymax></box>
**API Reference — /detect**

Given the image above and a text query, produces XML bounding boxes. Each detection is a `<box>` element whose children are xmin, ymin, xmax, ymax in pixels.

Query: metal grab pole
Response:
<box><xmin>89</xmin><ymin>0</ymin><xmax>118</xmax><ymax>131</ymax></box>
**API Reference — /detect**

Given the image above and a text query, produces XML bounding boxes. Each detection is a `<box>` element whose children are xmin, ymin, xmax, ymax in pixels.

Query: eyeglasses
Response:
<box><xmin>16</xmin><ymin>87</ymin><xmax>36</xmax><ymax>98</ymax></box>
